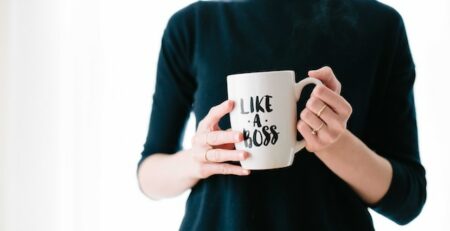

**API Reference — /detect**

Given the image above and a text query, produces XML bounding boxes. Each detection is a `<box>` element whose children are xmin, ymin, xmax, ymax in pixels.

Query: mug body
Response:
<box><xmin>227</xmin><ymin>70</ymin><xmax>297</xmax><ymax>169</ymax></box>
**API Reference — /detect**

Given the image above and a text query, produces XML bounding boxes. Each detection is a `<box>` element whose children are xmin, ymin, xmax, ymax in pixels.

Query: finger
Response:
<box><xmin>193</xmin><ymin>130</ymin><xmax>243</xmax><ymax>146</ymax></box>
<box><xmin>199</xmin><ymin>163</ymin><xmax>251</xmax><ymax>178</ymax></box>
<box><xmin>299</xmin><ymin>109</ymin><xmax>333</xmax><ymax>142</ymax></box>
<box><xmin>306</xmin><ymin>96</ymin><xmax>341</xmax><ymax>129</ymax></box>
<box><xmin>216</xmin><ymin>128</ymin><xmax>236</xmax><ymax>149</ymax></box>
<box><xmin>296</xmin><ymin>120</ymin><xmax>322</xmax><ymax>152</ymax></box>
<box><xmin>308</xmin><ymin>66</ymin><xmax>341</xmax><ymax>94</ymax></box>
<box><xmin>216</xmin><ymin>143</ymin><xmax>236</xmax><ymax>150</ymax></box>
<box><xmin>306</xmin><ymin>96</ymin><xmax>327</xmax><ymax>115</ymax></box>
<box><xmin>299</xmin><ymin>108</ymin><xmax>326</xmax><ymax>133</ymax></box>
<box><xmin>205</xmin><ymin>149</ymin><xmax>249</xmax><ymax>162</ymax></box>
<box><xmin>311</xmin><ymin>85</ymin><xmax>352</xmax><ymax>116</ymax></box>
<box><xmin>198</xmin><ymin>100</ymin><xmax>234</xmax><ymax>131</ymax></box>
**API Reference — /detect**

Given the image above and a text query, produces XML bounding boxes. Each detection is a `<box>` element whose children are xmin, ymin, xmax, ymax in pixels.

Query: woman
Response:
<box><xmin>137</xmin><ymin>0</ymin><xmax>426</xmax><ymax>230</ymax></box>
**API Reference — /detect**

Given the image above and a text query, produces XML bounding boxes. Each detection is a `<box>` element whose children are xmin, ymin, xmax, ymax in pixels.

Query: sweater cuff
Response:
<box><xmin>369</xmin><ymin>158</ymin><xmax>408</xmax><ymax>223</ymax></box>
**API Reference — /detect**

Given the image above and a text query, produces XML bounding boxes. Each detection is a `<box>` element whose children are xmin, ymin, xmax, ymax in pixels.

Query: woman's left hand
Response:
<box><xmin>297</xmin><ymin>66</ymin><xmax>353</xmax><ymax>153</ymax></box>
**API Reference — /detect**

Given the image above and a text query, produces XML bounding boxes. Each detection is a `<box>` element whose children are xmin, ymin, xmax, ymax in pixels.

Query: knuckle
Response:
<box><xmin>297</xmin><ymin>121</ymin><xmax>302</xmax><ymax>131</ymax></box>
<box><xmin>334</xmin><ymin>122</ymin><xmax>345</xmax><ymax>133</ymax></box>
<box><xmin>311</xmin><ymin>96</ymin><xmax>320</xmax><ymax>106</ymax></box>
<box><xmin>342</xmin><ymin>108</ymin><xmax>351</xmax><ymax>118</ymax></box>
<box><xmin>337</xmin><ymin>81</ymin><xmax>342</xmax><ymax>90</ymax></box>
<box><xmin>323</xmin><ymin>66</ymin><xmax>332</xmax><ymax>72</ymax></box>
<box><xmin>208</xmin><ymin>132</ymin><xmax>218</xmax><ymax>144</ymax></box>
<box><xmin>300</xmin><ymin>110</ymin><xmax>308</xmax><ymax>120</ymax></box>
<box><xmin>219</xmin><ymin>165</ymin><xmax>227</xmax><ymax>175</ymax></box>
<box><xmin>233</xmin><ymin>167</ymin><xmax>242</xmax><ymax>175</ymax></box>
<box><xmin>306</xmin><ymin>97</ymin><xmax>317</xmax><ymax>109</ymax></box>
<box><xmin>298</xmin><ymin>120</ymin><xmax>307</xmax><ymax>130</ymax></box>
<box><xmin>306</xmin><ymin>99</ymin><xmax>313</xmax><ymax>109</ymax></box>
<box><xmin>314</xmin><ymin>85</ymin><xmax>325</xmax><ymax>96</ymax></box>
<box><xmin>342</xmin><ymin>121</ymin><xmax>348</xmax><ymax>129</ymax></box>
<box><xmin>338</xmin><ymin>109</ymin><xmax>349</xmax><ymax>120</ymax></box>
<box><xmin>198</xmin><ymin>164</ymin><xmax>209</xmax><ymax>179</ymax></box>
<box><xmin>341</xmin><ymin>99</ymin><xmax>352</xmax><ymax>116</ymax></box>
<box><xmin>347</xmin><ymin>104</ymin><xmax>353</xmax><ymax>116</ymax></box>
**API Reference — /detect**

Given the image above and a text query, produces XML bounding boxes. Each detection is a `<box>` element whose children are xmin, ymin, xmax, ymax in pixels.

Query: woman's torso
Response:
<box><xmin>178</xmin><ymin>1</ymin><xmax>396</xmax><ymax>230</ymax></box>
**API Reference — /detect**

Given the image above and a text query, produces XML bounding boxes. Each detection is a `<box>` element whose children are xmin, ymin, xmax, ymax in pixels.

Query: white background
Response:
<box><xmin>0</xmin><ymin>0</ymin><xmax>449</xmax><ymax>230</ymax></box>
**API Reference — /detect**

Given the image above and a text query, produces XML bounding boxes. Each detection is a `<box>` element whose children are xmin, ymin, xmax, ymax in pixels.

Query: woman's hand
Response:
<box><xmin>295</xmin><ymin>67</ymin><xmax>393</xmax><ymax>205</ymax></box>
<box><xmin>138</xmin><ymin>99</ymin><xmax>249</xmax><ymax>199</ymax></box>
<box><xmin>187</xmin><ymin>100</ymin><xmax>250</xmax><ymax>181</ymax></box>
<box><xmin>297</xmin><ymin>66</ymin><xmax>353</xmax><ymax>153</ymax></box>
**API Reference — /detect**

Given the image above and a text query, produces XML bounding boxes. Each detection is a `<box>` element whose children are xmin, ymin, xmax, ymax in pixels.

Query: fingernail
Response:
<box><xmin>241</xmin><ymin>152</ymin><xmax>248</xmax><ymax>159</ymax></box>
<box><xmin>227</xmin><ymin>100</ymin><xmax>234</xmax><ymax>107</ymax></box>
<box><xmin>242</xmin><ymin>169</ymin><xmax>250</xmax><ymax>175</ymax></box>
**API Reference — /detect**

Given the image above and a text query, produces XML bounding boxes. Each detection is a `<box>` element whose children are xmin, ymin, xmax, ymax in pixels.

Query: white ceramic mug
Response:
<box><xmin>227</xmin><ymin>70</ymin><xmax>322</xmax><ymax>170</ymax></box>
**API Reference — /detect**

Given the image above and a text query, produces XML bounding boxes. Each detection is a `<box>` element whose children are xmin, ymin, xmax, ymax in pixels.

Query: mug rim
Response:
<box><xmin>227</xmin><ymin>70</ymin><xmax>295</xmax><ymax>80</ymax></box>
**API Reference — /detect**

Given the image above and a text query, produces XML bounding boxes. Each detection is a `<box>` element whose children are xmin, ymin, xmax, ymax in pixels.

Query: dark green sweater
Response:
<box><xmin>139</xmin><ymin>0</ymin><xmax>426</xmax><ymax>230</ymax></box>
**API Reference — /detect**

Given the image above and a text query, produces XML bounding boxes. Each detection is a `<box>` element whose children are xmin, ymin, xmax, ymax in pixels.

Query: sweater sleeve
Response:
<box><xmin>363</xmin><ymin>10</ymin><xmax>426</xmax><ymax>225</ymax></box>
<box><xmin>137</xmin><ymin>7</ymin><xmax>196</xmax><ymax>169</ymax></box>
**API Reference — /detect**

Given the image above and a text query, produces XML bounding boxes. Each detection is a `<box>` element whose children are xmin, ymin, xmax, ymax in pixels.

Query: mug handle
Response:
<box><xmin>293</xmin><ymin>77</ymin><xmax>323</xmax><ymax>153</ymax></box>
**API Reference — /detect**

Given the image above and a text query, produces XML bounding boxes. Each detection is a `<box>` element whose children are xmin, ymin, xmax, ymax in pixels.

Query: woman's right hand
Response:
<box><xmin>186</xmin><ymin>100</ymin><xmax>251</xmax><ymax>182</ymax></box>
